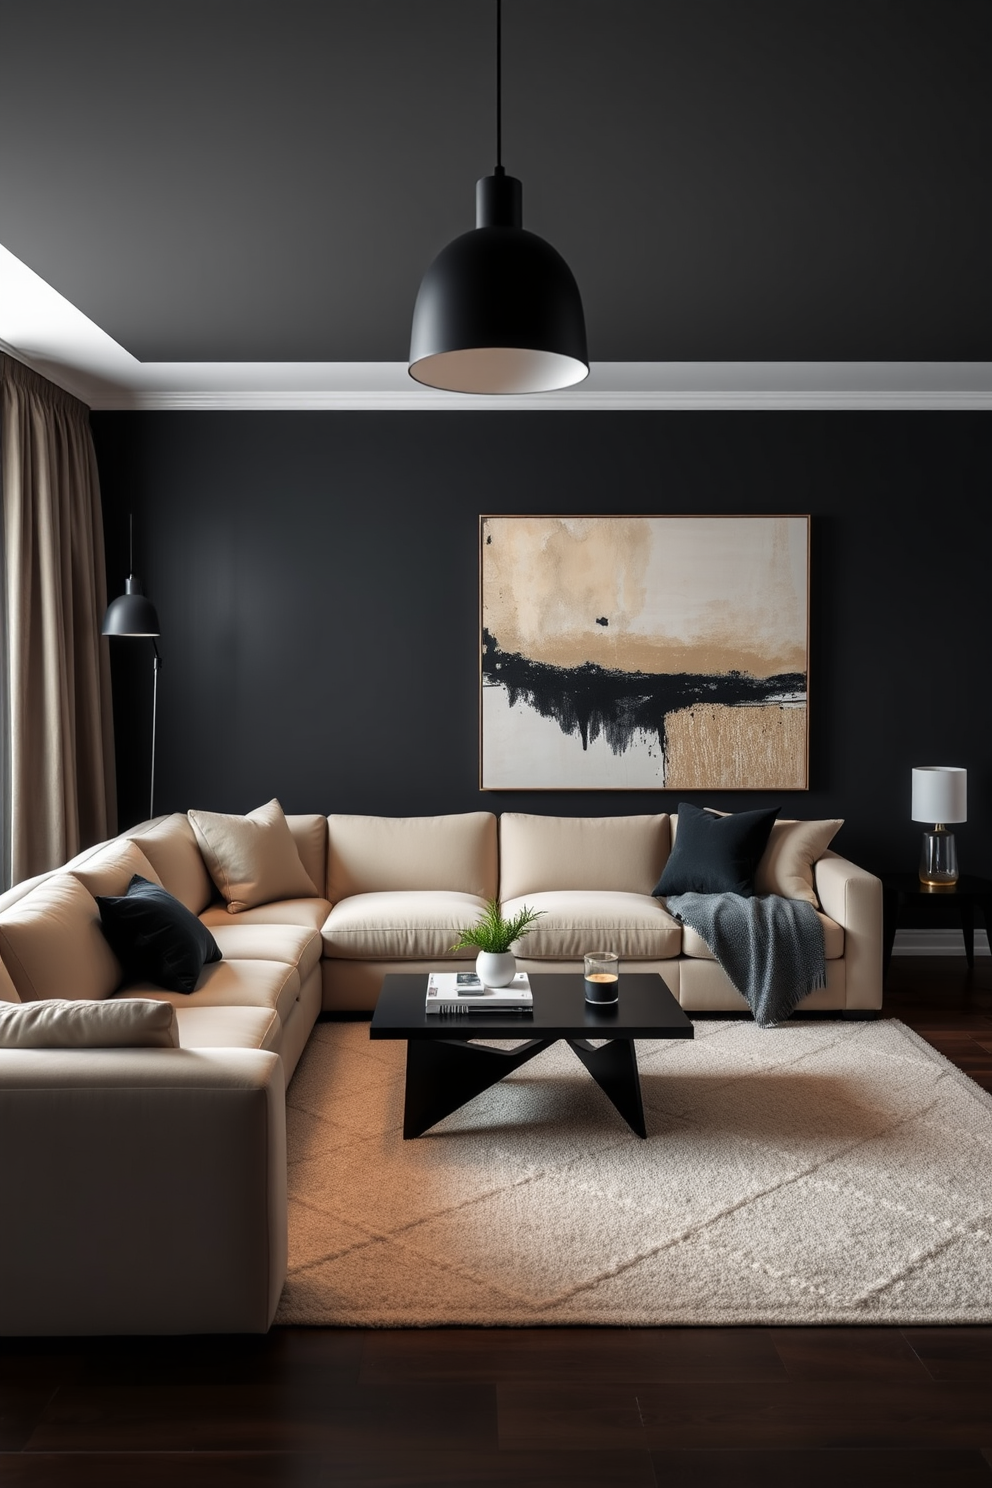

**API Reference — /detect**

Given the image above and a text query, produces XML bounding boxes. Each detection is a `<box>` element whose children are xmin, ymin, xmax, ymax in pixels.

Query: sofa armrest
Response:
<box><xmin>0</xmin><ymin>1047</ymin><xmax>286</xmax><ymax>1335</ymax></box>
<box><xmin>814</xmin><ymin>851</ymin><xmax>883</xmax><ymax>1010</ymax></box>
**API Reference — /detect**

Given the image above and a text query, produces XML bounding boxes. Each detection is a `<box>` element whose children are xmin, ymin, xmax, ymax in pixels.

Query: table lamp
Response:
<box><xmin>911</xmin><ymin>766</ymin><xmax>966</xmax><ymax>888</ymax></box>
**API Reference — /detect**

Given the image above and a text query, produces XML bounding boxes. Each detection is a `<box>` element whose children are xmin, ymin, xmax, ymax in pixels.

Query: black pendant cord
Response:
<box><xmin>495</xmin><ymin>0</ymin><xmax>502</xmax><ymax>173</ymax></box>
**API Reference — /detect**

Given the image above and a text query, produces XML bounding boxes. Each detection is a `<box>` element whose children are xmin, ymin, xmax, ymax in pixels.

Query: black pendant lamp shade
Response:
<box><xmin>409</xmin><ymin>170</ymin><xmax>588</xmax><ymax>394</ymax></box>
<box><xmin>408</xmin><ymin>3</ymin><xmax>588</xmax><ymax>395</ymax></box>
<box><xmin>102</xmin><ymin>574</ymin><xmax>160</xmax><ymax>638</ymax></box>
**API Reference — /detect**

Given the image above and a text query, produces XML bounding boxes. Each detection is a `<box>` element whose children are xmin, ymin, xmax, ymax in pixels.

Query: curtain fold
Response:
<box><xmin>0</xmin><ymin>354</ymin><xmax>116</xmax><ymax>887</ymax></box>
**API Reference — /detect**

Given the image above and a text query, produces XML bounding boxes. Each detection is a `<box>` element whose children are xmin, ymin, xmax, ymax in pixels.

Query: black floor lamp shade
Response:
<box><xmin>102</xmin><ymin>575</ymin><xmax>160</xmax><ymax>638</ymax></box>
<box><xmin>409</xmin><ymin>171</ymin><xmax>588</xmax><ymax>395</ymax></box>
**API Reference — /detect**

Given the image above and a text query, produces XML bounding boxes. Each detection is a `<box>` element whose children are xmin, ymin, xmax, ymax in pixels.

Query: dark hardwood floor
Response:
<box><xmin>2</xmin><ymin>955</ymin><xmax>991</xmax><ymax>1487</ymax></box>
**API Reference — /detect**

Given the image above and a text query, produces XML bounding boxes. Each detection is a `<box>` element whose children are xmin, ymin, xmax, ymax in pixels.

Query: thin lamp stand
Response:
<box><xmin>102</xmin><ymin>514</ymin><xmax>162</xmax><ymax>825</ymax></box>
<box><xmin>150</xmin><ymin>641</ymin><xmax>162</xmax><ymax>821</ymax></box>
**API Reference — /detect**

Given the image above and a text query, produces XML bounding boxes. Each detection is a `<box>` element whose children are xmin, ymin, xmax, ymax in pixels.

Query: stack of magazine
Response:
<box><xmin>425</xmin><ymin>971</ymin><xmax>533</xmax><ymax>1013</ymax></box>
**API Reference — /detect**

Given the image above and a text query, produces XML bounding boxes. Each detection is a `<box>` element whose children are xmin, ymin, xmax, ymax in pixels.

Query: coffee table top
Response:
<box><xmin>370</xmin><ymin>971</ymin><xmax>694</xmax><ymax>1041</ymax></box>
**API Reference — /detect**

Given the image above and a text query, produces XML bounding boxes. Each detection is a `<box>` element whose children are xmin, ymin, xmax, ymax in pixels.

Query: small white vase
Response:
<box><xmin>476</xmin><ymin>950</ymin><xmax>516</xmax><ymax>988</ymax></box>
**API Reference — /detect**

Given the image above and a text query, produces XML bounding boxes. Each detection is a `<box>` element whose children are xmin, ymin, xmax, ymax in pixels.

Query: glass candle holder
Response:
<box><xmin>584</xmin><ymin>951</ymin><xmax>619</xmax><ymax>1004</ymax></box>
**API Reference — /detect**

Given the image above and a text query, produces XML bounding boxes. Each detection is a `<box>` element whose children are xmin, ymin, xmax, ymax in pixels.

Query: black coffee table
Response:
<box><xmin>370</xmin><ymin>971</ymin><xmax>693</xmax><ymax>1139</ymax></box>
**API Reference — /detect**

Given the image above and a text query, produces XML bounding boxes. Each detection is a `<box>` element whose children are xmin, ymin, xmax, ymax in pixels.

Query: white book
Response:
<box><xmin>426</xmin><ymin>971</ymin><xmax>533</xmax><ymax>1013</ymax></box>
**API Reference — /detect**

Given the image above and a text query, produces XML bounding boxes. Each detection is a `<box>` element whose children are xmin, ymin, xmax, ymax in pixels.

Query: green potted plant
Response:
<box><xmin>450</xmin><ymin>898</ymin><xmax>545</xmax><ymax>987</ymax></box>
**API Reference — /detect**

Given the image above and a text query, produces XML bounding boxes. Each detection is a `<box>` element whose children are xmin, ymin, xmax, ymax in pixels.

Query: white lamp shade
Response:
<box><xmin>911</xmin><ymin>766</ymin><xmax>967</xmax><ymax>824</ymax></box>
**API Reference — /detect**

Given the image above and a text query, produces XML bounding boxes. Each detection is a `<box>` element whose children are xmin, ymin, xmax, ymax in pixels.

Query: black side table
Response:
<box><xmin>881</xmin><ymin>873</ymin><xmax>992</xmax><ymax>976</ymax></box>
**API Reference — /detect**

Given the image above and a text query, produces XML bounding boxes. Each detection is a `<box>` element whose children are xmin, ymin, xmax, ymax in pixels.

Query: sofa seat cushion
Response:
<box><xmin>200</xmin><ymin>898</ymin><xmax>331</xmax><ymax>933</ymax></box>
<box><xmin>208</xmin><ymin>923</ymin><xmax>322</xmax><ymax>981</ymax></box>
<box><xmin>679</xmin><ymin>910</ymin><xmax>844</xmax><ymax>961</ymax></box>
<box><xmin>501</xmin><ymin>891</ymin><xmax>682</xmax><ymax>959</ymax></box>
<box><xmin>173</xmin><ymin>1004</ymin><xmax>280</xmax><ymax>1052</ymax></box>
<box><xmin>117</xmin><ymin>957</ymin><xmax>301</xmax><ymax>1023</ymax></box>
<box><xmin>322</xmin><ymin>891</ymin><xmax>490</xmax><ymax>960</ymax></box>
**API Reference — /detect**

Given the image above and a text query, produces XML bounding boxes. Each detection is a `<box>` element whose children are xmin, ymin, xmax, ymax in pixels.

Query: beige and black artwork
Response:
<box><xmin>481</xmin><ymin>515</ymin><xmax>809</xmax><ymax>790</ymax></box>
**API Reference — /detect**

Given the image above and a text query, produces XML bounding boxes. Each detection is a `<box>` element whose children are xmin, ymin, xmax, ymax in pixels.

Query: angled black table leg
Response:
<box><xmin>403</xmin><ymin>1036</ymin><xmax>553</xmax><ymax>1138</ymax></box>
<box><xmin>567</xmin><ymin>1038</ymin><xmax>647</xmax><ymax>1138</ymax></box>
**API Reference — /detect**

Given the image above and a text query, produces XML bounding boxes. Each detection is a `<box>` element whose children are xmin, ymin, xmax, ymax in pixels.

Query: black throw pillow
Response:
<box><xmin>97</xmin><ymin>875</ymin><xmax>222</xmax><ymax>994</ymax></box>
<box><xmin>654</xmin><ymin>803</ymin><xmax>780</xmax><ymax>898</ymax></box>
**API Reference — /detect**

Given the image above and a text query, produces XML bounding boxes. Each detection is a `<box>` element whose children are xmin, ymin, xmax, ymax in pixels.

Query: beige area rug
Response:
<box><xmin>274</xmin><ymin>1017</ymin><xmax>992</xmax><ymax>1326</ymax></box>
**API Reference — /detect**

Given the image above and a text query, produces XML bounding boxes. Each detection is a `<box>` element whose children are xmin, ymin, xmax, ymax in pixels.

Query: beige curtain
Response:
<box><xmin>0</xmin><ymin>354</ymin><xmax>116</xmax><ymax>887</ymax></box>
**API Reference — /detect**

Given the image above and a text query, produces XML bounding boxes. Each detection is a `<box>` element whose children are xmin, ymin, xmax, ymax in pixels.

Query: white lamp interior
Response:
<box><xmin>409</xmin><ymin>347</ymin><xmax>590</xmax><ymax>395</ymax></box>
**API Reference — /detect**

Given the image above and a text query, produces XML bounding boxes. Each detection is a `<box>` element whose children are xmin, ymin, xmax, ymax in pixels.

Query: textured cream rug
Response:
<box><xmin>275</xmin><ymin>1017</ymin><xmax>992</xmax><ymax>1326</ymax></box>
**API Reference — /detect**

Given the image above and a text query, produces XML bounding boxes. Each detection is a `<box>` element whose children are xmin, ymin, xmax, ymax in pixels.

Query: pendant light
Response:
<box><xmin>409</xmin><ymin>0</ymin><xmax>588</xmax><ymax>394</ymax></box>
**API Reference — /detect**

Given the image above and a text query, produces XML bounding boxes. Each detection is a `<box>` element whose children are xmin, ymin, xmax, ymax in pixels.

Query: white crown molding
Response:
<box><xmin>3</xmin><ymin>242</ymin><xmax>992</xmax><ymax>411</ymax></box>
<box><xmin>122</xmin><ymin>386</ymin><xmax>992</xmax><ymax>412</ymax></box>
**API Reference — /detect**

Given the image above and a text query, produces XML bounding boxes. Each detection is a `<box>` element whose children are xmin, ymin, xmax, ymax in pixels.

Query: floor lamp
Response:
<box><xmin>102</xmin><ymin>517</ymin><xmax>161</xmax><ymax>821</ymax></box>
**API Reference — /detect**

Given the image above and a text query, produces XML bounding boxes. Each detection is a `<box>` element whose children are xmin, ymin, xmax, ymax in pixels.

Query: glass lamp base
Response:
<box><xmin>919</xmin><ymin>827</ymin><xmax>958</xmax><ymax>888</ymax></box>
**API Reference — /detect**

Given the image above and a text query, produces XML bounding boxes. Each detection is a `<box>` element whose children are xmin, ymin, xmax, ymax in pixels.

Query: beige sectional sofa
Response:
<box><xmin>0</xmin><ymin>805</ymin><xmax>881</xmax><ymax>1335</ymax></box>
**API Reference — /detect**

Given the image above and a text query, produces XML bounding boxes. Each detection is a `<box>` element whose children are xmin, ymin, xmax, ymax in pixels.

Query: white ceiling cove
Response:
<box><xmin>2</xmin><ymin>1</ymin><xmax>990</xmax><ymax>409</ymax></box>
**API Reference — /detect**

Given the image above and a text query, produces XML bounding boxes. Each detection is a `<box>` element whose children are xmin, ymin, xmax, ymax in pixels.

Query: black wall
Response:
<box><xmin>90</xmin><ymin>411</ymin><xmax>991</xmax><ymax>881</ymax></box>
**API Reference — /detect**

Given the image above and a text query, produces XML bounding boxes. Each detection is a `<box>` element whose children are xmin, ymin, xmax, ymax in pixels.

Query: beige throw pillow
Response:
<box><xmin>0</xmin><ymin>998</ymin><xmax>179</xmax><ymax>1048</ymax></box>
<box><xmin>756</xmin><ymin>818</ymin><xmax>843</xmax><ymax>903</ymax></box>
<box><xmin>698</xmin><ymin>810</ymin><xmax>842</xmax><ymax>904</ymax></box>
<box><xmin>188</xmin><ymin>799</ymin><xmax>318</xmax><ymax>914</ymax></box>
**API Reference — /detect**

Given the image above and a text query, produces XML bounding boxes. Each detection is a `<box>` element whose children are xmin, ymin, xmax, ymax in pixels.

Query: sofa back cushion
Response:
<box><xmin>0</xmin><ymin>959</ymin><xmax>19</xmax><ymax>1003</ymax></box>
<box><xmin>70</xmin><ymin>841</ymin><xmax>163</xmax><ymax>900</ymax></box>
<box><xmin>0</xmin><ymin>874</ymin><xmax>121</xmax><ymax>1002</ymax></box>
<box><xmin>286</xmin><ymin>815</ymin><xmax>327</xmax><ymax>900</ymax></box>
<box><xmin>326</xmin><ymin>813</ymin><xmax>498</xmax><ymax>901</ymax></box>
<box><xmin>0</xmin><ymin>998</ymin><xmax>179</xmax><ymax>1048</ymax></box>
<box><xmin>498</xmin><ymin>813</ymin><xmax>671</xmax><ymax>899</ymax></box>
<box><xmin>127</xmin><ymin>815</ymin><xmax>216</xmax><ymax>915</ymax></box>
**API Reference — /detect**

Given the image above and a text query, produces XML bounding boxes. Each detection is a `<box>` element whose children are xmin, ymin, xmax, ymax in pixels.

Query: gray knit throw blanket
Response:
<box><xmin>664</xmin><ymin>892</ymin><xmax>827</xmax><ymax>1028</ymax></box>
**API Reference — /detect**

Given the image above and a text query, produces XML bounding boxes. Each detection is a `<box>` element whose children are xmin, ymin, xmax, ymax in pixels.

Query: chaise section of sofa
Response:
<box><xmin>0</xmin><ymin>810</ymin><xmax>324</xmax><ymax>1335</ymax></box>
<box><xmin>0</xmin><ymin>1042</ymin><xmax>286</xmax><ymax>1334</ymax></box>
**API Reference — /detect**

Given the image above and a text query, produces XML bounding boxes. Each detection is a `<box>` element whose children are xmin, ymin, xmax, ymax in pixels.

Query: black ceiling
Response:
<box><xmin>3</xmin><ymin>0</ymin><xmax>989</xmax><ymax>363</ymax></box>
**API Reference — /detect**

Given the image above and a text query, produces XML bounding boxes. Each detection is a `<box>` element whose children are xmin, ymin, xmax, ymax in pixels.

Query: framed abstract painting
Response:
<box><xmin>480</xmin><ymin>515</ymin><xmax>809</xmax><ymax>791</ymax></box>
